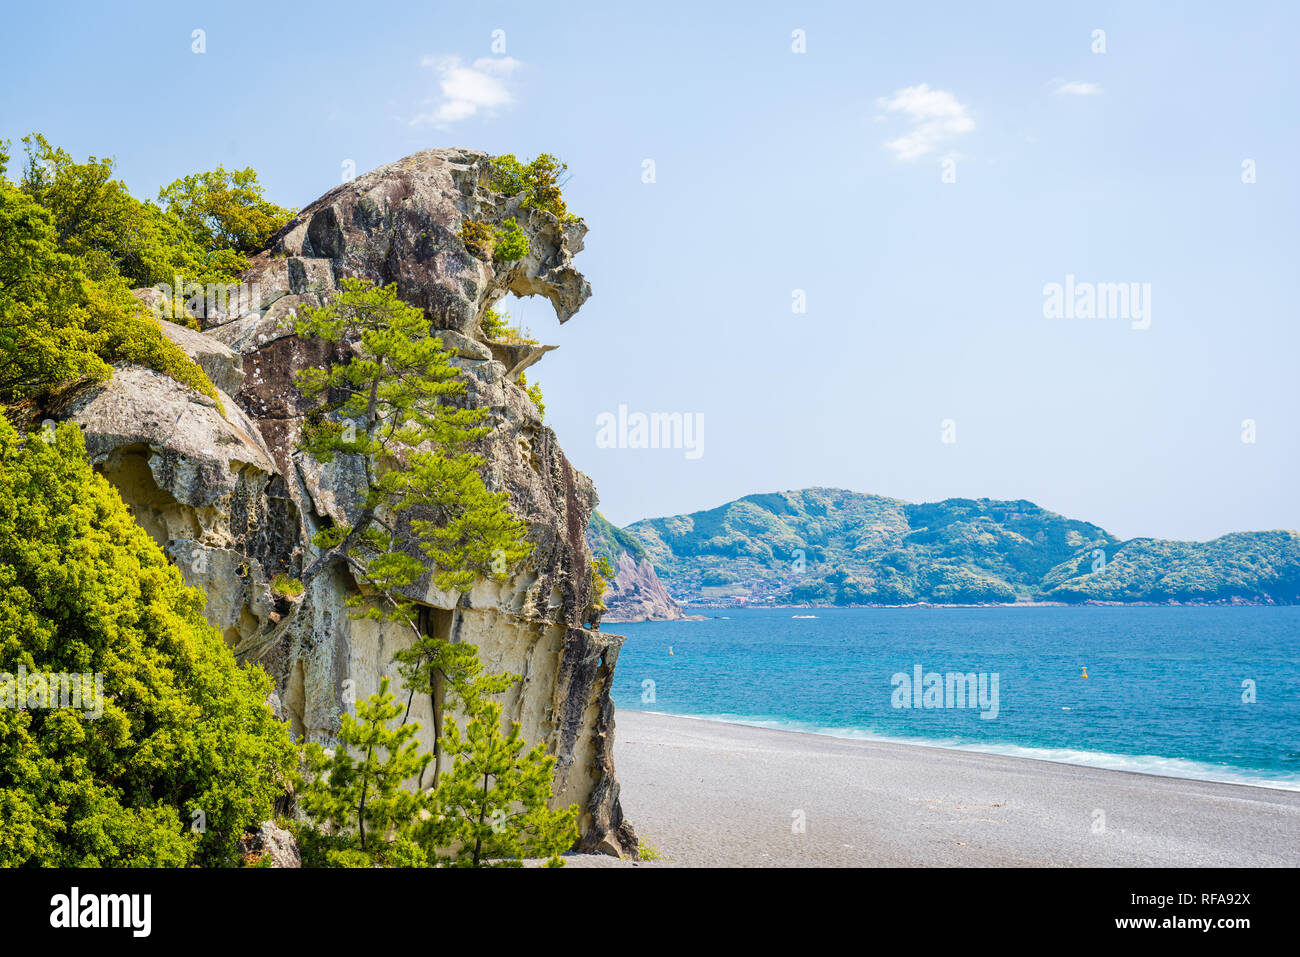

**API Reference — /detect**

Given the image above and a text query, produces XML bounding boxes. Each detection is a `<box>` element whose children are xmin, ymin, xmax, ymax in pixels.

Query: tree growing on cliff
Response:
<box><xmin>157</xmin><ymin>164</ymin><xmax>295</xmax><ymax>256</ymax></box>
<box><xmin>297</xmin><ymin>676</ymin><xmax>577</xmax><ymax>868</ymax></box>
<box><xmin>288</xmin><ymin>278</ymin><xmax>581</xmax><ymax>865</ymax></box>
<box><xmin>298</xmin><ymin>678</ymin><xmax>430</xmax><ymax>867</ymax></box>
<box><xmin>0</xmin><ymin>418</ymin><xmax>297</xmax><ymax>866</ymax></box>
<box><xmin>421</xmin><ymin>700</ymin><xmax>578</xmax><ymax>867</ymax></box>
<box><xmin>488</xmin><ymin>153</ymin><xmax>580</xmax><ymax>224</ymax></box>
<box><xmin>289</xmin><ymin>277</ymin><xmax>536</xmax><ymax>774</ymax></box>
<box><xmin>290</xmin><ymin>276</ymin><xmax>533</xmax><ymax>619</ymax></box>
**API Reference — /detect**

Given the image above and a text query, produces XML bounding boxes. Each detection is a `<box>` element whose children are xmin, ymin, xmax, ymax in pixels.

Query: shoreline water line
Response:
<box><xmin>620</xmin><ymin>707</ymin><xmax>1300</xmax><ymax>792</ymax></box>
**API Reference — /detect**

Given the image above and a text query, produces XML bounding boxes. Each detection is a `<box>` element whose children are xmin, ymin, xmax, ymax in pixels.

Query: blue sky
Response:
<box><xmin>3</xmin><ymin>1</ymin><xmax>1296</xmax><ymax>539</ymax></box>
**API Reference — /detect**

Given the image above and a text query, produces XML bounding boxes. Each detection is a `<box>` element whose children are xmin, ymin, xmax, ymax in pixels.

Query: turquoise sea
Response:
<box><xmin>609</xmin><ymin>606</ymin><xmax>1300</xmax><ymax>789</ymax></box>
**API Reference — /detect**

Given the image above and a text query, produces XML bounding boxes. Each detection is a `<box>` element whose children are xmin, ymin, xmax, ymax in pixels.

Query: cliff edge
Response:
<box><xmin>32</xmin><ymin>148</ymin><xmax>636</xmax><ymax>856</ymax></box>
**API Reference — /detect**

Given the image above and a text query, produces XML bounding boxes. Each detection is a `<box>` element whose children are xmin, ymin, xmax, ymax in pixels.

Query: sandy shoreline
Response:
<box><xmin>570</xmin><ymin>709</ymin><xmax>1300</xmax><ymax>867</ymax></box>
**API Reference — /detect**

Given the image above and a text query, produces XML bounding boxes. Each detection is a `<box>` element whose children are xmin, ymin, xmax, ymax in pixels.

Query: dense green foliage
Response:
<box><xmin>587</xmin><ymin>510</ymin><xmax>652</xmax><ymax>568</ymax></box>
<box><xmin>18</xmin><ymin>134</ymin><xmax>291</xmax><ymax>291</ymax></box>
<box><xmin>491</xmin><ymin>218</ymin><xmax>530</xmax><ymax>261</ymax></box>
<box><xmin>459</xmin><ymin>217</ymin><xmax>530</xmax><ymax>263</ymax></box>
<box><xmin>0</xmin><ymin>134</ymin><xmax>290</xmax><ymax>408</ymax></box>
<box><xmin>0</xmin><ymin>419</ymin><xmax>297</xmax><ymax>866</ymax></box>
<box><xmin>459</xmin><ymin>219</ymin><xmax>495</xmax><ymax>258</ymax></box>
<box><xmin>625</xmin><ymin>488</ymin><xmax>1300</xmax><ymax>605</ymax></box>
<box><xmin>487</xmin><ymin>153</ymin><xmax>580</xmax><ymax>223</ymax></box>
<box><xmin>0</xmin><ymin>141</ymin><xmax>222</xmax><ymax>407</ymax></box>
<box><xmin>1039</xmin><ymin>531</ymin><xmax>1300</xmax><ymax>603</ymax></box>
<box><xmin>157</xmin><ymin>165</ymin><xmax>294</xmax><ymax>257</ymax></box>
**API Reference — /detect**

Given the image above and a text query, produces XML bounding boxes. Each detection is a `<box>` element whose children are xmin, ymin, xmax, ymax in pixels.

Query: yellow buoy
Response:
<box><xmin>1081</xmin><ymin>666</ymin><xmax>1089</xmax><ymax>679</ymax></box>
<box><xmin>669</xmin><ymin>646</ymin><xmax>674</xmax><ymax>656</ymax></box>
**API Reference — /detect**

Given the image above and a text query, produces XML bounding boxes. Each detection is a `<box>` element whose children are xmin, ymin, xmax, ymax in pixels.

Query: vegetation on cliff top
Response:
<box><xmin>488</xmin><ymin>153</ymin><xmax>580</xmax><ymax>224</ymax></box>
<box><xmin>0</xmin><ymin>134</ymin><xmax>292</xmax><ymax>410</ymax></box>
<box><xmin>20</xmin><ymin>134</ymin><xmax>292</xmax><ymax>289</ymax></box>
<box><xmin>0</xmin><ymin>139</ymin><xmax>222</xmax><ymax>408</ymax></box>
<box><xmin>626</xmin><ymin>488</ymin><xmax>1300</xmax><ymax>605</ymax></box>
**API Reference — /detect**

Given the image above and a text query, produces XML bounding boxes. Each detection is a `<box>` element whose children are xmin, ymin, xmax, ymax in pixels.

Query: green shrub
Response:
<box><xmin>478</xmin><ymin>306</ymin><xmax>537</xmax><ymax>345</ymax></box>
<box><xmin>18</xmin><ymin>134</ymin><xmax>290</xmax><ymax>291</ymax></box>
<box><xmin>0</xmin><ymin>169</ymin><xmax>223</xmax><ymax>412</ymax></box>
<box><xmin>298</xmin><ymin>677</ymin><xmax>431</xmax><ymax>867</ymax></box>
<box><xmin>488</xmin><ymin>153</ymin><xmax>580</xmax><ymax>223</ymax></box>
<box><xmin>459</xmin><ymin>219</ymin><xmax>495</xmax><ymax>258</ymax></box>
<box><xmin>0</xmin><ymin>419</ymin><xmax>297</xmax><ymax>866</ymax></box>
<box><xmin>460</xmin><ymin>218</ymin><xmax>531</xmax><ymax>263</ymax></box>
<box><xmin>517</xmin><ymin>370</ymin><xmax>545</xmax><ymax>420</ymax></box>
<box><xmin>271</xmin><ymin>573</ymin><xmax>304</xmax><ymax>598</ymax></box>
<box><xmin>157</xmin><ymin>164</ymin><xmax>295</xmax><ymax>255</ymax></box>
<box><xmin>492</xmin><ymin>219</ymin><xmax>530</xmax><ymax>261</ymax></box>
<box><xmin>479</xmin><ymin>306</ymin><xmax>509</xmax><ymax>339</ymax></box>
<box><xmin>591</xmin><ymin>556</ymin><xmax>615</xmax><ymax>612</ymax></box>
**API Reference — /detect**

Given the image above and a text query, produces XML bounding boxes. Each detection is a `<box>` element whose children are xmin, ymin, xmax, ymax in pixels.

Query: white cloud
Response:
<box><xmin>876</xmin><ymin>84</ymin><xmax>975</xmax><ymax>162</ymax></box>
<box><xmin>1053</xmin><ymin>80</ymin><xmax>1102</xmax><ymax>96</ymax></box>
<box><xmin>410</xmin><ymin>55</ymin><xmax>523</xmax><ymax>127</ymax></box>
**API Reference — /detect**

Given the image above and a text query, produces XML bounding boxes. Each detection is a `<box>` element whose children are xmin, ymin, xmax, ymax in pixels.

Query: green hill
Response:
<box><xmin>587</xmin><ymin>509</ymin><xmax>652</xmax><ymax>567</ymax></box>
<box><xmin>624</xmin><ymin>488</ymin><xmax>1300</xmax><ymax>606</ymax></box>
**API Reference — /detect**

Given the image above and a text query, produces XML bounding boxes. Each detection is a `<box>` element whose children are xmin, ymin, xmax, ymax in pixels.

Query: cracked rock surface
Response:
<box><xmin>35</xmin><ymin>148</ymin><xmax>635</xmax><ymax>856</ymax></box>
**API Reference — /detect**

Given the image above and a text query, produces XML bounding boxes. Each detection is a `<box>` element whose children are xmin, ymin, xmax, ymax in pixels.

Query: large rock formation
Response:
<box><xmin>603</xmin><ymin>553</ymin><xmax>691</xmax><ymax>623</ymax></box>
<box><xmin>31</xmin><ymin>148</ymin><xmax>636</xmax><ymax>856</ymax></box>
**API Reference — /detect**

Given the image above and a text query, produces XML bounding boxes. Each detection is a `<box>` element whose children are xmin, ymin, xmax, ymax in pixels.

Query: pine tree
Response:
<box><xmin>289</xmin><ymin>277</ymin><xmax>577</xmax><ymax>866</ymax></box>
<box><xmin>393</xmin><ymin>632</ymin><xmax>514</xmax><ymax>785</ymax></box>
<box><xmin>424</xmin><ymin>700</ymin><xmax>578</xmax><ymax>867</ymax></box>
<box><xmin>289</xmin><ymin>277</ymin><xmax>532</xmax><ymax>621</ymax></box>
<box><xmin>298</xmin><ymin>677</ymin><xmax>430</xmax><ymax>867</ymax></box>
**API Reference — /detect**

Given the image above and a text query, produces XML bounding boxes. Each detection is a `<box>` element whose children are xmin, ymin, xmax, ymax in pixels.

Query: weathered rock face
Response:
<box><xmin>603</xmin><ymin>553</ymin><xmax>689</xmax><ymax>623</ymax></box>
<box><xmin>38</xmin><ymin>148</ymin><xmax>635</xmax><ymax>856</ymax></box>
<box><xmin>236</xmin><ymin>821</ymin><xmax>302</xmax><ymax>868</ymax></box>
<box><xmin>28</xmin><ymin>353</ymin><xmax>296</xmax><ymax>649</ymax></box>
<box><xmin>212</xmin><ymin>146</ymin><xmax>590</xmax><ymax>338</ymax></box>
